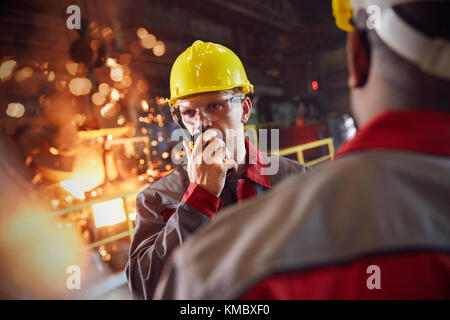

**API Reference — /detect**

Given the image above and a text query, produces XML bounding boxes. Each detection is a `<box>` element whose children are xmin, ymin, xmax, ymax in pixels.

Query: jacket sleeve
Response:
<box><xmin>126</xmin><ymin>182</ymin><xmax>223</xmax><ymax>299</ymax></box>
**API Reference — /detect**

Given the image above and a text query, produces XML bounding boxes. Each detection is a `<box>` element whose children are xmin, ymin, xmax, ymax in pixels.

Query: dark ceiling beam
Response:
<box><xmin>203</xmin><ymin>0</ymin><xmax>298</xmax><ymax>32</ymax></box>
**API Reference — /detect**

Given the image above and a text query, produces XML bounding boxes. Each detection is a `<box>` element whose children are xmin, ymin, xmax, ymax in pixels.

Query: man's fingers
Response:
<box><xmin>182</xmin><ymin>138</ymin><xmax>192</xmax><ymax>159</ymax></box>
<box><xmin>222</xmin><ymin>157</ymin><xmax>238</xmax><ymax>173</ymax></box>
<box><xmin>192</xmin><ymin>129</ymin><xmax>217</xmax><ymax>158</ymax></box>
<box><xmin>224</xmin><ymin>148</ymin><xmax>232</xmax><ymax>161</ymax></box>
<box><xmin>209</xmin><ymin>138</ymin><xmax>226</xmax><ymax>155</ymax></box>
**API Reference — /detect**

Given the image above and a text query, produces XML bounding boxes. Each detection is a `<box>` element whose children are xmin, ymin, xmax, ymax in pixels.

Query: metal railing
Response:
<box><xmin>244</xmin><ymin>125</ymin><xmax>334</xmax><ymax>167</ymax></box>
<box><xmin>274</xmin><ymin>137</ymin><xmax>335</xmax><ymax>166</ymax></box>
<box><xmin>48</xmin><ymin>186</ymin><xmax>147</xmax><ymax>250</ymax></box>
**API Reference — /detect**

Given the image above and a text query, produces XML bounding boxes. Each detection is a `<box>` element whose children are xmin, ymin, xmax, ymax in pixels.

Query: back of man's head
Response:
<box><xmin>349</xmin><ymin>1</ymin><xmax>450</xmax><ymax>124</ymax></box>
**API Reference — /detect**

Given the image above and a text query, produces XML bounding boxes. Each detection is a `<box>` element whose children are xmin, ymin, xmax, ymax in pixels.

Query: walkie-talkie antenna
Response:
<box><xmin>172</xmin><ymin>106</ymin><xmax>194</xmax><ymax>149</ymax></box>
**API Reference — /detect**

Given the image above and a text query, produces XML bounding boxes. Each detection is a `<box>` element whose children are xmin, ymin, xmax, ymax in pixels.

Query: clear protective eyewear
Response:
<box><xmin>173</xmin><ymin>92</ymin><xmax>244</xmax><ymax>126</ymax></box>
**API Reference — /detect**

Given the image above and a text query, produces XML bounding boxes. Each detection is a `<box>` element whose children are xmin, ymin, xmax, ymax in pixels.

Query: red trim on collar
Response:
<box><xmin>237</xmin><ymin>179</ymin><xmax>257</xmax><ymax>203</ymax></box>
<box><xmin>336</xmin><ymin>110</ymin><xmax>450</xmax><ymax>158</ymax></box>
<box><xmin>244</xmin><ymin>138</ymin><xmax>271</xmax><ymax>189</ymax></box>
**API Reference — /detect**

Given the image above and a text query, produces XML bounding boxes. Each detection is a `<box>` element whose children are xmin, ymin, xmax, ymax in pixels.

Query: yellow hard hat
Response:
<box><xmin>168</xmin><ymin>40</ymin><xmax>253</xmax><ymax>106</ymax></box>
<box><xmin>332</xmin><ymin>0</ymin><xmax>354</xmax><ymax>32</ymax></box>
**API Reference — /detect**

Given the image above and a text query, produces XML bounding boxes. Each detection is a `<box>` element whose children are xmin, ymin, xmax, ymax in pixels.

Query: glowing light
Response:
<box><xmin>92</xmin><ymin>92</ymin><xmax>106</xmax><ymax>105</ymax></box>
<box><xmin>48</xmin><ymin>71</ymin><xmax>55</xmax><ymax>82</ymax></box>
<box><xmin>49</xmin><ymin>147</ymin><xmax>59</xmax><ymax>155</ymax></box>
<box><xmin>6</xmin><ymin>102</ymin><xmax>25</xmax><ymax>118</ymax></box>
<box><xmin>136</xmin><ymin>27</ymin><xmax>148</xmax><ymax>39</ymax></box>
<box><xmin>156</xmin><ymin>97</ymin><xmax>165</xmax><ymax>105</ymax></box>
<box><xmin>92</xmin><ymin>198</ymin><xmax>126</xmax><ymax>228</ymax></box>
<box><xmin>151</xmin><ymin>140</ymin><xmax>157</xmax><ymax>146</ymax></box>
<box><xmin>100</xmin><ymin>103</ymin><xmax>118</xmax><ymax>118</ymax></box>
<box><xmin>99</xmin><ymin>83</ymin><xmax>110</xmax><ymax>96</ymax></box>
<box><xmin>121</xmin><ymin>76</ymin><xmax>132</xmax><ymax>87</ymax></box>
<box><xmin>51</xmin><ymin>200</ymin><xmax>59</xmax><ymax>208</ymax></box>
<box><xmin>15</xmin><ymin>67</ymin><xmax>34</xmax><ymax>82</ymax></box>
<box><xmin>165</xmin><ymin>164</ymin><xmax>172</xmax><ymax>170</ymax></box>
<box><xmin>141</xmin><ymin>100</ymin><xmax>149</xmax><ymax>112</ymax></box>
<box><xmin>25</xmin><ymin>156</ymin><xmax>32</xmax><ymax>166</ymax></box>
<box><xmin>60</xmin><ymin>180</ymin><xmax>86</xmax><ymax>200</ymax></box>
<box><xmin>153</xmin><ymin>41</ymin><xmax>166</xmax><ymax>56</ymax></box>
<box><xmin>89</xmin><ymin>21</ymin><xmax>99</xmax><ymax>34</ymax></box>
<box><xmin>140</xmin><ymin>34</ymin><xmax>156</xmax><ymax>49</ymax></box>
<box><xmin>106</xmin><ymin>57</ymin><xmax>117</xmax><ymax>67</ymax></box>
<box><xmin>98</xmin><ymin>245</ymin><xmax>111</xmax><ymax>261</ymax></box>
<box><xmin>110</xmin><ymin>88</ymin><xmax>120</xmax><ymax>101</ymax></box>
<box><xmin>162</xmin><ymin>152</ymin><xmax>169</xmax><ymax>159</ymax></box>
<box><xmin>110</xmin><ymin>65</ymin><xmax>124</xmax><ymax>82</ymax></box>
<box><xmin>74</xmin><ymin>114</ymin><xmax>86</xmax><ymax>126</ymax></box>
<box><xmin>90</xmin><ymin>39</ymin><xmax>101</xmax><ymax>51</ymax></box>
<box><xmin>312</xmin><ymin>81</ymin><xmax>319</xmax><ymax>91</ymax></box>
<box><xmin>117</xmin><ymin>115</ymin><xmax>126</xmax><ymax>125</ymax></box>
<box><xmin>0</xmin><ymin>60</ymin><xmax>17</xmax><ymax>81</ymax></box>
<box><xmin>101</xmin><ymin>27</ymin><xmax>114</xmax><ymax>41</ymax></box>
<box><xmin>137</xmin><ymin>80</ymin><xmax>149</xmax><ymax>93</ymax></box>
<box><xmin>65</xmin><ymin>61</ymin><xmax>78</xmax><ymax>76</ymax></box>
<box><xmin>56</xmin><ymin>80</ymin><xmax>66</xmax><ymax>91</ymax></box>
<box><xmin>60</xmin><ymin>149</ymin><xmax>105</xmax><ymax>200</ymax></box>
<box><xmin>69</xmin><ymin>77</ymin><xmax>92</xmax><ymax>96</ymax></box>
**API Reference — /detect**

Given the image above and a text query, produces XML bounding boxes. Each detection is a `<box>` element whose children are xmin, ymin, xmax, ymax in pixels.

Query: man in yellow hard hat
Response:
<box><xmin>154</xmin><ymin>1</ymin><xmax>450</xmax><ymax>299</ymax></box>
<box><xmin>126</xmin><ymin>40</ymin><xmax>306</xmax><ymax>299</ymax></box>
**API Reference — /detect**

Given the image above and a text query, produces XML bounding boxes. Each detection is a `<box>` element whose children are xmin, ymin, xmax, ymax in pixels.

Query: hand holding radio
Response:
<box><xmin>183</xmin><ymin>129</ymin><xmax>237</xmax><ymax>197</ymax></box>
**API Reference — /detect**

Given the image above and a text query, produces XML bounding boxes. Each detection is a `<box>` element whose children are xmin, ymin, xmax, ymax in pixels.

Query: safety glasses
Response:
<box><xmin>173</xmin><ymin>92</ymin><xmax>244</xmax><ymax>126</ymax></box>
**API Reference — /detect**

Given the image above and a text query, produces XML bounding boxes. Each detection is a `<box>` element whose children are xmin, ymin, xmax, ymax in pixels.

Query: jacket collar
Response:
<box><xmin>336</xmin><ymin>110</ymin><xmax>450</xmax><ymax>158</ymax></box>
<box><xmin>244</xmin><ymin>138</ymin><xmax>271</xmax><ymax>189</ymax></box>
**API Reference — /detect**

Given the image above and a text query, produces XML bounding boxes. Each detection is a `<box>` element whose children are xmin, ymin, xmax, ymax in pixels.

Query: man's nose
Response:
<box><xmin>195</xmin><ymin>111</ymin><xmax>213</xmax><ymax>129</ymax></box>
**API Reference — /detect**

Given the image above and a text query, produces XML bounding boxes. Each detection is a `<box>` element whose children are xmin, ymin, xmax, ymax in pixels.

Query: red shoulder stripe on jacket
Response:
<box><xmin>242</xmin><ymin>251</ymin><xmax>450</xmax><ymax>300</ymax></box>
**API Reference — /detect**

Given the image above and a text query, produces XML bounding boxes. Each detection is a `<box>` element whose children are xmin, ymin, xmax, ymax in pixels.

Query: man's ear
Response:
<box><xmin>346</xmin><ymin>31</ymin><xmax>370</xmax><ymax>88</ymax></box>
<box><xmin>241</xmin><ymin>97</ymin><xmax>252</xmax><ymax>124</ymax></box>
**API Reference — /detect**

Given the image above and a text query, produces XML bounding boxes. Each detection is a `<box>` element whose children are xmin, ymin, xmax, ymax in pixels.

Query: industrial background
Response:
<box><xmin>0</xmin><ymin>0</ymin><xmax>356</xmax><ymax>299</ymax></box>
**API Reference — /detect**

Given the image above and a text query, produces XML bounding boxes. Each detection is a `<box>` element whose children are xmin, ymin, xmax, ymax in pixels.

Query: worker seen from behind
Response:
<box><xmin>126</xmin><ymin>40</ymin><xmax>306</xmax><ymax>299</ymax></box>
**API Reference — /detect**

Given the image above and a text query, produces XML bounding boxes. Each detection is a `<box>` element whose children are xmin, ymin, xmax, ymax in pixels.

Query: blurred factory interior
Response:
<box><xmin>0</xmin><ymin>0</ymin><xmax>357</xmax><ymax>299</ymax></box>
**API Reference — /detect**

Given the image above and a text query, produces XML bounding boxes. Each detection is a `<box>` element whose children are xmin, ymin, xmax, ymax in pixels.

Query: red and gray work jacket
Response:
<box><xmin>126</xmin><ymin>138</ymin><xmax>305</xmax><ymax>299</ymax></box>
<box><xmin>154</xmin><ymin>110</ymin><xmax>450</xmax><ymax>299</ymax></box>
